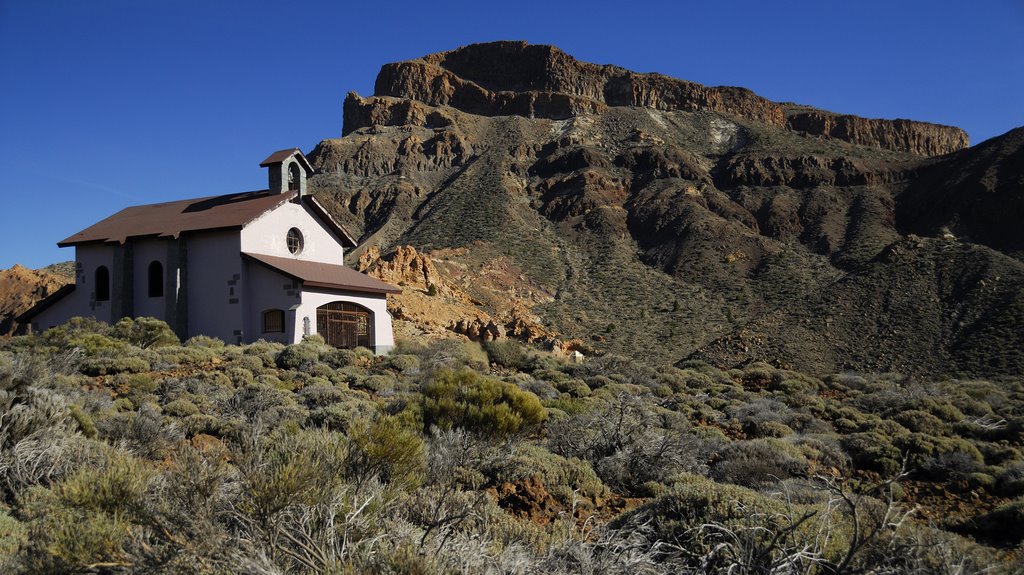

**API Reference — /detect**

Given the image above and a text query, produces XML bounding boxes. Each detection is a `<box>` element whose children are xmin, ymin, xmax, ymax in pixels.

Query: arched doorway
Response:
<box><xmin>316</xmin><ymin>302</ymin><xmax>373</xmax><ymax>348</ymax></box>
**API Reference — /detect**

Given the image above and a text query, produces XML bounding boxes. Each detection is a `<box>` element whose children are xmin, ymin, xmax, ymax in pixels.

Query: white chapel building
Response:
<box><xmin>22</xmin><ymin>149</ymin><xmax>399</xmax><ymax>353</ymax></box>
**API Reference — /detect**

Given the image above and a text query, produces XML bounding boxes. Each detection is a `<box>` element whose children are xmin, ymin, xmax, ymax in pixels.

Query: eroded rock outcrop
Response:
<box><xmin>356</xmin><ymin>246</ymin><xmax>556</xmax><ymax>344</ymax></box>
<box><xmin>356</xmin><ymin>41</ymin><xmax>967</xmax><ymax>156</ymax></box>
<box><xmin>785</xmin><ymin>110</ymin><xmax>969</xmax><ymax>158</ymax></box>
<box><xmin>358</xmin><ymin>245</ymin><xmax>452</xmax><ymax>296</ymax></box>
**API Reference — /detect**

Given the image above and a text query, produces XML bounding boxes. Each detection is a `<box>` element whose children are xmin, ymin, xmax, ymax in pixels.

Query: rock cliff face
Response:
<box><xmin>785</xmin><ymin>110</ymin><xmax>970</xmax><ymax>158</ymax></box>
<box><xmin>366</xmin><ymin>41</ymin><xmax>967</xmax><ymax>157</ymax></box>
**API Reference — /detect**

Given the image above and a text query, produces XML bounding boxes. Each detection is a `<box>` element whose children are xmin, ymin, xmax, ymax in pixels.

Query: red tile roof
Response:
<box><xmin>243</xmin><ymin>252</ymin><xmax>401</xmax><ymax>294</ymax></box>
<box><xmin>57</xmin><ymin>190</ymin><xmax>358</xmax><ymax>249</ymax></box>
<box><xmin>260</xmin><ymin>148</ymin><xmax>313</xmax><ymax>172</ymax></box>
<box><xmin>59</xmin><ymin>190</ymin><xmax>298</xmax><ymax>247</ymax></box>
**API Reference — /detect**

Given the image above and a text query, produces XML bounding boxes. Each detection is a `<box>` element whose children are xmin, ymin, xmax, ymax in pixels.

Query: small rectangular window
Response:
<box><xmin>263</xmin><ymin>309</ymin><xmax>285</xmax><ymax>333</ymax></box>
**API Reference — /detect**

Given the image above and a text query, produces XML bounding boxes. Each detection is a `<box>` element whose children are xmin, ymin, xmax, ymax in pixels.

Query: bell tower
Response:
<box><xmin>259</xmin><ymin>148</ymin><xmax>314</xmax><ymax>196</ymax></box>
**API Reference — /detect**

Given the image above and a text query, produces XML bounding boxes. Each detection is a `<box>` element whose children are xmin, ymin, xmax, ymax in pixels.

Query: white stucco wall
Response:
<box><xmin>296</xmin><ymin>288</ymin><xmax>395</xmax><ymax>353</ymax></box>
<box><xmin>242</xmin><ymin>258</ymin><xmax>302</xmax><ymax>344</ymax></box>
<box><xmin>186</xmin><ymin>231</ymin><xmax>245</xmax><ymax>344</ymax></box>
<box><xmin>33</xmin><ymin>244</ymin><xmax>115</xmax><ymax>329</ymax></box>
<box><xmin>31</xmin><ymin>284</ymin><xmax>82</xmax><ymax>331</ymax></box>
<box><xmin>239</xmin><ymin>199</ymin><xmax>346</xmax><ymax>264</ymax></box>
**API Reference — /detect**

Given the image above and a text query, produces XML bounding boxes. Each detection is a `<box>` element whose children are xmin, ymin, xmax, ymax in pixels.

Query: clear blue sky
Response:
<box><xmin>2</xmin><ymin>0</ymin><xmax>1022</xmax><ymax>269</ymax></box>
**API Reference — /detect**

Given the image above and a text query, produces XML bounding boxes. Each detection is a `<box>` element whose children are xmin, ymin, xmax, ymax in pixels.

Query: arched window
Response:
<box><xmin>148</xmin><ymin>261</ymin><xmax>164</xmax><ymax>297</ymax></box>
<box><xmin>95</xmin><ymin>266</ymin><xmax>110</xmax><ymax>301</ymax></box>
<box><xmin>287</xmin><ymin>162</ymin><xmax>301</xmax><ymax>191</ymax></box>
<box><xmin>263</xmin><ymin>309</ymin><xmax>285</xmax><ymax>333</ymax></box>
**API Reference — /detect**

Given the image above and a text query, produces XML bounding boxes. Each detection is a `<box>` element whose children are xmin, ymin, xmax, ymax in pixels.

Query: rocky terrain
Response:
<box><xmin>307</xmin><ymin>41</ymin><xmax>1023</xmax><ymax>377</ymax></box>
<box><xmin>0</xmin><ymin>265</ymin><xmax>70</xmax><ymax>336</ymax></box>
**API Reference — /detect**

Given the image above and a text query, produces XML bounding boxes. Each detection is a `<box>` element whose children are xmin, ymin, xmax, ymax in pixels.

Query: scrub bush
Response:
<box><xmin>422</xmin><ymin>369</ymin><xmax>546</xmax><ymax>438</ymax></box>
<box><xmin>710</xmin><ymin>438</ymin><xmax>810</xmax><ymax>487</ymax></box>
<box><xmin>484</xmin><ymin>339</ymin><xmax>528</xmax><ymax>370</ymax></box>
<box><xmin>275</xmin><ymin>343</ymin><xmax>322</xmax><ymax>370</ymax></box>
<box><xmin>111</xmin><ymin>316</ymin><xmax>179</xmax><ymax>349</ymax></box>
<box><xmin>80</xmin><ymin>356</ymin><xmax>150</xmax><ymax>376</ymax></box>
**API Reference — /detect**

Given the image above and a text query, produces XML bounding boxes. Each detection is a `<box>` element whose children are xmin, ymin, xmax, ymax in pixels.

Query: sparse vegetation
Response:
<box><xmin>0</xmin><ymin>317</ymin><xmax>1020</xmax><ymax>573</ymax></box>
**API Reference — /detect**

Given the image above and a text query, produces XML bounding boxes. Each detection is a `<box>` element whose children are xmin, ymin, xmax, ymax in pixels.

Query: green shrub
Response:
<box><xmin>996</xmin><ymin>461</ymin><xmax>1024</xmax><ymax>496</ymax></box>
<box><xmin>533</xmin><ymin>368</ymin><xmax>572</xmax><ymax>387</ymax></box>
<box><xmin>54</xmin><ymin>451</ymin><xmax>153</xmax><ymax>514</ymax></box>
<box><xmin>608</xmin><ymin>473</ymin><xmax>851</xmax><ymax>568</ymax></box>
<box><xmin>242</xmin><ymin>339</ymin><xmax>284</xmax><ymax>367</ymax></box>
<box><xmin>0</xmin><ymin>506</ymin><xmax>25</xmax><ymax>570</ymax></box>
<box><xmin>20</xmin><ymin>489</ymin><xmax>132</xmax><ymax>573</ymax></box>
<box><xmin>325</xmin><ymin>347</ymin><xmax>359</xmax><ymax>368</ymax></box>
<box><xmin>484</xmin><ymin>339</ymin><xmax>528</xmax><ymax>370</ymax></box>
<box><xmin>163</xmin><ymin>398</ymin><xmax>200</xmax><ymax>417</ymax></box>
<box><xmin>893</xmin><ymin>409</ymin><xmax>950</xmax><ymax>436</ymax></box>
<box><xmin>275</xmin><ymin>343</ymin><xmax>322</xmax><ymax>370</ymax></box>
<box><xmin>347</xmin><ymin>416</ymin><xmax>425</xmax><ymax>489</ymax></box>
<box><xmin>184</xmin><ymin>335</ymin><xmax>224</xmax><ymax>349</ymax></box>
<box><xmin>790</xmin><ymin>436</ymin><xmax>849</xmax><ymax>473</ymax></box>
<box><xmin>841</xmin><ymin>432</ymin><xmax>903</xmax><ymax>475</ymax></box>
<box><xmin>65</xmin><ymin>333</ymin><xmax>126</xmax><ymax>356</ymax></box>
<box><xmin>586</xmin><ymin>374</ymin><xmax>613</xmax><ymax>390</ymax></box>
<box><xmin>377</xmin><ymin>353</ymin><xmax>417</xmax><ymax>373</ymax></box>
<box><xmin>307</xmin><ymin>397</ymin><xmax>377</xmax><ymax>432</ymax></box>
<box><xmin>296</xmin><ymin>381</ymin><xmax>343</xmax><ymax>409</ymax></box>
<box><xmin>80</xmin><ymin>356</ymin><xmax>150</xmax><ymax>376</ymax></box>
<box><xmin>298</xmin><ymin>362</ymin><xmax>330</xmax><ymax>380</ymax></box>
<box><xmin>360</xmin><ymin>374</ymin><xmax>396</xmax><ymax>394</ymax></box>
<box><xmin>749</xmin><ymin>420</ymin><xmax>794</xmax><ymax>438</ymax></box>
<box><xmin>893</xmin><ymin>432</ymin><xmax>984</xmax><ymax>473</ymax></box>
<box><xmin>489</xmin><ymin>444</ymin><xmax>606</xmax><ymax>501</ymax></box>
<box><xmin>157</xmin><ymin>345</ymin><xmax>218</xmax><ymax>367</ymax></box>
<box><xmin>68</xmin><ymin>405</ymin><xmax>97</xmax><ymax>438</ymax></box>
<box><xmin>240</xmin><ymin>429</ymin><xmax>348</xmax><ymax>521</ymax></box>
<box><xmin>710</xmin><ymin>439</ymin><xmax>809</xmax><ymax>487</ymax></box>
<box><xmin>225</xmin><ymin>383</ymin><xmax>306</xmax><ymax>430</ymax></box>
<box><xmin>418</xmin><ymin>339</ymin><xmax>489</xmax><ymax>372</ymax></box>
<box><xmin>229</xmin><ymin>354</ymin><xmax>265</xmax><ymax>374</ymax></box>
<box><xmin>111</xmin><ymin>317</ymin><xmax>179</xmax><ymax>349</ymax></box>
<box><xmin>302</xmin><ymin>334</ymin><xmax>326</xmax><ymax>345</ymax></box>
<box><xmin>41</xmin><ymin>317</ymin><xmax>113</xmax><ymax>349</ymax></box>
<box><xmin>179</xmin><ymin>413</ymin><xmax>234</xmax><ymax>437</ymax></box>
<box><xmin>422</xmin><ymin>369</ymin><xmax>546</xmax><ymax>438</ymax></box>
<box><xmin>960</xmin><ymin>498</ymin><xmax>1024</xmax><ymax>547</ymax></box>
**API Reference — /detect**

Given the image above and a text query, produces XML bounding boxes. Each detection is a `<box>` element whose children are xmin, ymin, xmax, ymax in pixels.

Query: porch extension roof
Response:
<box><xmin>243</xmin><ymin>252</ymin><xmax>401</xmax><ymax>295</ymax></box>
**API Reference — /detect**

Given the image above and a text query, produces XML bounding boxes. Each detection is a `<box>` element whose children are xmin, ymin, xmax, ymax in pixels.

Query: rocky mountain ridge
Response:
<box><xmin>309</xmin><ymin>41</ymin><xmax>1023</xmax><ymax>377</ymax></box>
<box><xmin>359</xmin><ymin>41</ymin><xmax>968</xmax><ymax>157</ymax></box>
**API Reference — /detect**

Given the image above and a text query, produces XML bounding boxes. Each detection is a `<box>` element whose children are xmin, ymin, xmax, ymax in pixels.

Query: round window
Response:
<box><xmin>286</xmin><ymin>228</ymin><xmax>303</xmax><ymax>254</ymax></box>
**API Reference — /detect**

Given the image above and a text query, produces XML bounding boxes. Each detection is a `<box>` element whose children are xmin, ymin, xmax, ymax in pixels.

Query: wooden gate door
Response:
<box><xmin>316</xmin><ymin>302</ymin><xmax>373</xmax><ymax>348</ymax></box>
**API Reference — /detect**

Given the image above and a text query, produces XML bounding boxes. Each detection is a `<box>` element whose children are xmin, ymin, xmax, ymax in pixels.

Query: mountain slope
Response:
<box><xmin>305</xmin><ymin>41</ymin><xmax>1022</xmax><ymax>377</ymax></box>
<box><xmin>897</xmin><ymin>126</ymin><xmax>1024</xmax><ymax>259</ymax></box>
